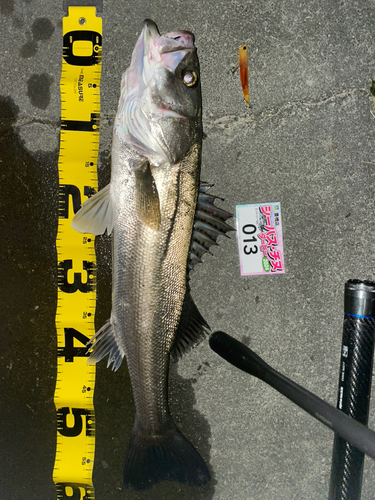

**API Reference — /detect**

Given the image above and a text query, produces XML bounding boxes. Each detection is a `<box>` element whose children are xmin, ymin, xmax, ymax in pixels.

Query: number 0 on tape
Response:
<box><xmin>53</xmin><ymin>6</ymin><xmax>102</xmax><ymax>500</ymax></box>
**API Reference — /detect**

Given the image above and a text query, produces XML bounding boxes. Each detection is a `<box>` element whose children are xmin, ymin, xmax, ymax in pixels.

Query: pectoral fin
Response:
<box><xmin>135</xmin><ymin>162</ymin><xmax>161</xmax><ymax>230</ymax></box>
<box><xmin>71</xmin><ymin>184</ymin><xmax>114</xmax><ymax>235</ymax></box>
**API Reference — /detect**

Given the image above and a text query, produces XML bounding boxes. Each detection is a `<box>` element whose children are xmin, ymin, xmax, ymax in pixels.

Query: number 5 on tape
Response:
<box><xmin>53</xmin><ymin>6</ymin><xmax>102</xmax><ymax>500</ymax></box>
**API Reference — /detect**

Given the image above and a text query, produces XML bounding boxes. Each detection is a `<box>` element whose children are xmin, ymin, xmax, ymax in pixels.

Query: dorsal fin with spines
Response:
<box><xmin>188</xmin><ymin>182</ymin><xmax>234</xmax><ymax>273</ymax></box>
<box><xmin>171</xmin><ymin>183</ymin><xmax>234</xmax><ymax>360</ymax></box>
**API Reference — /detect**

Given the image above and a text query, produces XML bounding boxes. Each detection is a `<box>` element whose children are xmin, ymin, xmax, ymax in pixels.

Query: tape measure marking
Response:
<box><xmin>54</xmin><ymin>7</ymin><xmax>102</xmax><ymax>500</ymax></box>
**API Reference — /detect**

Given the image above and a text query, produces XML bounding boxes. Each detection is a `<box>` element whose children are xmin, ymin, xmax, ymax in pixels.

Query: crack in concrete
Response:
<box><xmin>15</xmin><ymin>118</ymin><xmax>59</xmax><ymax>130</ymax></box>
<box><xmin>204</xmin><ymin>87</ymin><xmax>368</xmax><ymax>133</ymax></box>
<box><xmin>14</xmin><ymin>118</ymin><xmax>60</xmax><ymax>153</ymax></box>
<box><xmin>11</xmin><ymin>87</ymin><xmax>370</xmax><ymax>146</ymax></box>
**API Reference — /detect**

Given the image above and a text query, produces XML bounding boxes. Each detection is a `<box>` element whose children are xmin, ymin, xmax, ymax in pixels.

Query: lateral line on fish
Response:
<box><xmin>53</xmin><ymin>6</ymin><xmax>102</xmax><ymax>500</ymax></box>
<box><xmin>162</xmin><ymin>168</ymin><xmax>182</xmax><ymax>253</ymax></box>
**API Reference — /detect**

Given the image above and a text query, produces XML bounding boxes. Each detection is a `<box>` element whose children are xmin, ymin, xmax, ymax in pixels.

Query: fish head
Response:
<box><xmin>115</xmin><ymin>20</ymin><xmax>202</xmax><ymax>166</ymax></box>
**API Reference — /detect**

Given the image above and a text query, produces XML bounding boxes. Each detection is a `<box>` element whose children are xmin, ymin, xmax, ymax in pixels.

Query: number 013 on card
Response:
<box><xmin>236</xmin><ymin>203</ymin><xmax>285</xmax><ymax>276</ymax></box>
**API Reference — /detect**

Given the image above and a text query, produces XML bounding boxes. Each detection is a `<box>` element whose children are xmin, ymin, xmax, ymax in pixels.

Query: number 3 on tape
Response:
<box><xmin>54</xmin><ymin>6</ymin><xmax>102</xmax><ymax>500</ymax></box>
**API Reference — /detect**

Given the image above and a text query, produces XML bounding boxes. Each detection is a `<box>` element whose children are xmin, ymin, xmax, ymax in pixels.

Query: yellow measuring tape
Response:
<box><xmin>54</xmin><ymin>6</ymin><xmax>102</xmax><ymax>499</ymax></box>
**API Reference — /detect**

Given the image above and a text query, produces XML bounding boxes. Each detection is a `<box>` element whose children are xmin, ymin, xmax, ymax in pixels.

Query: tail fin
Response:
<box><xmin>123</xmin><ymin>422</ymin><xmax>211</xmax><ymax>490</ymax></box>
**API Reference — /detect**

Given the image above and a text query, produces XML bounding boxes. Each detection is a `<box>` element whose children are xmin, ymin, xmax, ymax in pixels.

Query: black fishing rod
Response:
<box><xmin>209</xmin><ymin>329</ymin><xmax>375</xmax><ymax>461</ymax></box>
<box><xmin>328</xmin><ymin>280</ymin><xmax>375</xmax><ymax>500</ymax></box>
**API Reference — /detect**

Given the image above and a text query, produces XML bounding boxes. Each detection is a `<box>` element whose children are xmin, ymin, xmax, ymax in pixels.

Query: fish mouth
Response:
<box><xmin>143</xmin><ymin>19</ymin><xmax>195</xmax><ymax>54</ymax></box>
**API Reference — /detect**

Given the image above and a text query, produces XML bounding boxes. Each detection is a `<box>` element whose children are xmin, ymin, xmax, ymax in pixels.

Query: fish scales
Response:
<box><xmin>112</xmin><ymin>134</ymin><xmax>200</xmax><ymax>432</ymax></box>
<box><xmin>72</xmin><ymin>19</ymin><xmax>233</xmax><ymax>490</ymax></box>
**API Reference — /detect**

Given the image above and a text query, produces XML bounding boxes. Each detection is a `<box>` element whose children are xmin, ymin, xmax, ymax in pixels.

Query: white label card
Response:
<box><xmin>236</xmin><ymin>202</ymin><xmax>285</xmax><ymax>276</ymax></box>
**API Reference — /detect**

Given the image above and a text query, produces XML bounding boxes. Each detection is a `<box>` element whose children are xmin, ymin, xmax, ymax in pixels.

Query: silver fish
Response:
<box><xmin>72</xmin><ymin>19</ymin><xmax>232</xmax><ymax>490</ymax></box>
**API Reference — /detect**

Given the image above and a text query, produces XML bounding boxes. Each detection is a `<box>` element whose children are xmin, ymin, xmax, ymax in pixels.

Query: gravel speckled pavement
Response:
<box><xmin>1</xmin><ymin>1</ymin><xmax>375</xmax><ymax>499</ymax></box>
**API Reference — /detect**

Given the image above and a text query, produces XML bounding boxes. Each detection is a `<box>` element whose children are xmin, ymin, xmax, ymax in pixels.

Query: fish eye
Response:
<box><xmin>183</xmin><ymin>71</ymin><xmax>198</xmax><ymax>88</ymax></box>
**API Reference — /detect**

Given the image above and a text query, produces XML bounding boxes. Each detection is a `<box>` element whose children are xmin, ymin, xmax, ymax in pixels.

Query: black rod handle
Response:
<box><xmin>209</xmin><ymin>330</ymin><xmax>375</xmax><ymax>461</ymax></box>
<box><xmin>329</xmin><ymin>280</ymin><xmax>375</xmax><ymax>500</ymax></box>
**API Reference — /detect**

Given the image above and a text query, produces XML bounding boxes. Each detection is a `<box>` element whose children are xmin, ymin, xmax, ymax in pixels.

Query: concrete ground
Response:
<box><xmin>1</xmin><ymin>0</ymin><xmax>375</xmax><ymax>499</ymax></box>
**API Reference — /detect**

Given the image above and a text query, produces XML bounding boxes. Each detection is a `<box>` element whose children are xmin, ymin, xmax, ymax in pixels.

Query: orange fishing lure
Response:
<box><xmin>239</xmin><ymin>44</ymin><xmax>249</xmax><ymax>107</ymax></box>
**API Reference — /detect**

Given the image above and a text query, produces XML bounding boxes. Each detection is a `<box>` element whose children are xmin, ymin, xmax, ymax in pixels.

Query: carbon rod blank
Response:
<box><xmin>329</xmin><ymin>280</ymin><xmax>375</xmax><ymax>500</ymax></box>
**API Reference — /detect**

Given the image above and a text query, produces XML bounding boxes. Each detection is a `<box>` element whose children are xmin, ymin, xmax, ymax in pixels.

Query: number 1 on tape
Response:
<box><xmin>54</xmin><ymin>6</ymin><xmax>102</xmax><ymax>500</ymax></box>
